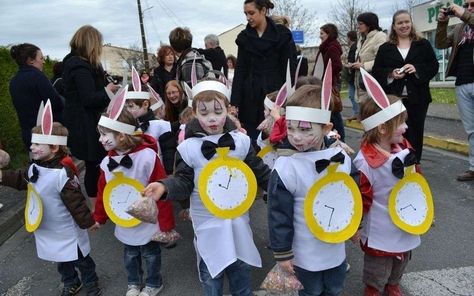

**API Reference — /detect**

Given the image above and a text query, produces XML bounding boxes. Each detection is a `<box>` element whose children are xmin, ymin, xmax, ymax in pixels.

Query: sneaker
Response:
<box><xmin>139</xmin><ymin>285</ymin><xmax>164</xmax><ymax>296</ymax></box>
<box><xmin>126</xmin><ymin>285</ymin><xmax>141</xmax><ymax>296</ymax></box>
<box><xmin>61</xmin><ymin>282</ymin><xmax>82</xmax><ymax>296</ymax></box>
<box><xmin>384</xmin><ymin>284</ymin><xmax>404</xmax><ymax>296</ymax></box>
<box><xmin>85</xmin><ymin>282</ymin><xmax>102</xmax><ymax>296</ymax></box>
<box><xmin>364</xmin><ymin>285</ymin><xmax>380</xmax><ymax>296</ymax></box>
<box><xmin>456</xmin><ymin>170</ymin><xmax>474</xmax><ymax>181</ymax></box>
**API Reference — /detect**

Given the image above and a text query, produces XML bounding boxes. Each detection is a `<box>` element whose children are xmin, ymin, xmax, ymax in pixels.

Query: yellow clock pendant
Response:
<box><xmin>25</xmin><ymin>183</ymin><xmax>44</xmax><ymax>233</ymax></box>
<box><xmin>304</xmin><ymin>164</ymin><xmax>362</xmax><ymax>243</ymax></box>
<box><xmin>388</xmin><ymin>165</ymin><xmax>434</xmax><ymax>235</ymax></box>
<box><xmin>198</xmin><ymin>147</ymin><xmax>257</xmax><ymax>219</ymax></box>
<box><xmin>103</xmin><ymin>172</ymin><xmax>144</xmax><ymax>228</ymax></box>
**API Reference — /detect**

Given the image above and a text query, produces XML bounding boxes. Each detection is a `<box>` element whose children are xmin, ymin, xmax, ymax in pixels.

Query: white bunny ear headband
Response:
<box><xmin>264</xmin><ymin>57</ymin><xmax>301</xmax><ymax>110</ymax></box>
<box><xmin>185</xmin><ymin>53</ymin><xmax>231</xmax><ymax>108</ymax></box>
<box><xmin>98</xmin><ymin>86</ymin><xmax>140</xmax><ymax>135</ymax></box>
<box><xmin>285</xmin><ymin>59</ymin><xmax>333</xmax><ymax>124</ymax></box>
<box><xmin>31</xmin><ymin>99</ymin><xmax>68</xmax><ymax>145</ymax></box>
<box><xmin>124</xmin><ymin>66</ymin><xmax>152</xmax><ymax>100</ymax></box>
<box><xmin>359</xmin><ymin>68</ymin><xmax>406</xmax><ymax>131</ymax></box>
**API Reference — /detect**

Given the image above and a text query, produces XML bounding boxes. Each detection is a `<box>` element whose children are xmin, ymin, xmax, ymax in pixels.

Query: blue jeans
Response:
<box><xmin>198</xmin><ymin>259</ymin><xmax>252</xmax><ymax>296</ymax></box>
<box><xmin>455</xmin><ymin>83</ymin><xmax>474</xmax><ymax>171</ymax></box>
<box><xmin>124</xmin><ymin>241</ymin><xmax>162</xmax><ymax>288</ymax></box>
<box><xmin>348</xmin><ymin>81</ymin><xmax>359</xmax><ymax>116</ymax></box>
<box><xmin>57</xmin><ymin>247</ymin><xmax>99</xmax><ymax>288</ymax></box>
<box><xmin>294</xmin><ymin>260</ymin><xmax>347</xmax><ymax>296</ymax></box>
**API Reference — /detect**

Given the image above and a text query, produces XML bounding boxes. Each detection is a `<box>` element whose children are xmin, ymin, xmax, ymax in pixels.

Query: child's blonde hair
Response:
<box><xmin>360</xmin><ymin>95</ymin><xmax>408</xmax><ymax>144</ymax></box>
<box><xmin>191</xmin><ymin>79</ymin><xmax>230</xmax><ymax>111</ymax></box>
<box><xmin>98</xmin><ymin>109</ymin><xmax>143</xmax><ymax>151</ymax></box>
<box><xmin>179</xmin><ymin>107</ymin><xmax>194</xmax><ymax>124</ymax></box>
<box><xmin>31</xmin><ymin>122</ymin><xmax>69</xmax><ymax>157</ymax></box>
<box><xmin>286</xmin><ymin>84</ymin><xmax>325</xmax><ymax>109</ymax></box>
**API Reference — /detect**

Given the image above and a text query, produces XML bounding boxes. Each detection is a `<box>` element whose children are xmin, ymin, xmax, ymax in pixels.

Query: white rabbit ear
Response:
<box><xmin>294</xmin><ymin>55</ymin><xmax>303</xmax><ymax>88</ymax></box>
<box><xmin>191</xmin><ymin>53</ymin><xmax>198</xmax><ymax>87</ymax></box>
<box><xmin>147</xmin><ymin>83</ymin><xmax>164</xmax><ymax>110</ymax></box>
<box><xmin>122</xmin><ymin>70</ymin><xmax>129</xmax><ymax>87</ymax></box>
<box><xmin>321</xmin><ymin>59</ymin><xmax>333</xmax><ymax>111</ymax></box>
<box><xmin>36</xmin><ymin>101</ymin><xmax>45</xmax><ymax>126</ymax></box>
<box><xmin>183</xmin><ymin>81</ymin><xmax>193</xmax><ymax>101</ymax></box>
<box><xmin>360</xmin><ymin>68</ymin><xmax>390</xmax><ymax>109</ymax></box>
<box><xmin>41</xmin><ymin>99</ymin><xmax>53</xmax><ymax>135</ymax></box>
<box><xmin>275</xmin><ymin>83</ymin><xmax>288</xmax><ymax>107</ymax></box>
<box><xmin>285</xmin><ymin>59</ymin><xmax>295</xmax><ymax>98</ymax></box>
<box><xmin>105</xmin><ymin>86</ymin><xmax>115</xmax><ymax>100</ymax></box>
<box><xmin>109</xmin><ymin>87</ymin><xmax>128</xmax><ymax>120</ymax></box>
<box><xmin>131</xmin><ymin>66</ymin><xmax>141</xmax><ymax>92</ymax></box>
<box><xmin>313</xmin><ymin>52</ymin><xmax>324</xmax><ymax>80</ymax></box>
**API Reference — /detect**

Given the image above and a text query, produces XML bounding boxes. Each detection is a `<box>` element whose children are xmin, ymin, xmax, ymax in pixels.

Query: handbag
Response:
<box><xmin>331</xmin><ymin>88</ymin><xmax>343</xmax><ymax>113</ymax></box>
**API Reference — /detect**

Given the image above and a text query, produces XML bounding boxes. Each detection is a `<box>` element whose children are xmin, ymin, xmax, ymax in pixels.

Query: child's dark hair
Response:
<box><xmin>244</xmin><ymin>0</ymin><xmax>274</xmax><ymax>14</ymax></box>
<box><xmin>10</xmin><ymin>43</ymin><xmax>40</xmax><ymax>66</ymax></box>
<box><xmin>265</xmin><ymin>90</ymin><xmax>278</xmax><ymax>103</ymax></box>
<box><xmin>127</xmin><ymin>84</ymin><xmax>151</xmax><ymax>109</ymax></box>
<box><xmin>360</xmin><ymin>95</ymin><xmax>408</xmax><ymax>144</ymax></box>
<box><xmin>169</xmin><ymin>27</ymin><xmax>192</xmax><ymax>53</ymax></box>
<box><xmin>98</xmin><ymin>109</ymin><xmax>143</xmax><ymax>151</ymax></box>
<box><xmin>31</xmin><ymin>122</ymin><xmax>69</xmax><ymax>157</ymax></box>
<box><xmin>295</xmin><ymin>76</ymin><xmax>320</xmax><ymax>89</ymax></box>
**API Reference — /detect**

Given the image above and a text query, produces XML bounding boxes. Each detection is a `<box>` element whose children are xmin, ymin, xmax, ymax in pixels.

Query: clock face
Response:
<box><xmin>109</xmin><ymin>184</ymin><xmax>142</xmax><ymax>221</ymax></box>
<box><xmin>394</xmin><ymin>183</ymin><xmax>428</xmax><ymax>226</ymax></box>
<box><xmin>312</xmin><ymin>181</ymin><xmax>355</xmax><ymax>232</ymax></box>
<box><xmin>206</xmin><ymin>166</ymin><xmax>249</xmax><ymax>210</ymax></box>
<box><xmin>25</xmin><ymin>183</ymin><xmax>43</xmax><ymax>232</ymax></box>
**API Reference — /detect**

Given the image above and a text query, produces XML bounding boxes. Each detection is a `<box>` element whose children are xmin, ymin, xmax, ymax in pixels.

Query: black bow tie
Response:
<box><xmin>30</xmin><ymin>165</ymin><xmax>39</xmax><ymax>183</ymax></box>
<box><xmin>107</xmin><ymin>154</ymin><xmax>133</xmax><ymax>171</ymax></box>
<box><xmin>315</xmin><ymin>151</ymin><xmax>345</xmax><ymax>173</ymax></box>
<box><xmin>201</xmin><ymin>133</ymin><xmax>236</xmax><ymax>160</ymax></box>
<box><xmin>392</xmin><ymin>152</ymin><xmax>417</xmax><ymax>179</ymax></box>
<box><xmin>140</xmin><ymin>120</ymin><xmax>150</xmax><ymax>132</ymax></box>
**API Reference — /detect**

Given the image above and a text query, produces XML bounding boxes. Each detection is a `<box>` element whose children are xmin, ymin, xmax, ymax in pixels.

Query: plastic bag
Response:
<box><xmin>126</xmin><ymin>197</ymin><xmax>158</xmax><ymax>223</ymax></box>
<box><xmin>151</xmin><ymin>229</ymin><xmax>181</xmax><ymax>243</ymax></box>
<box><xmin>260</xmin><ymin>264</ymin><xmax>303</xmax><ymax>294</ymax></box>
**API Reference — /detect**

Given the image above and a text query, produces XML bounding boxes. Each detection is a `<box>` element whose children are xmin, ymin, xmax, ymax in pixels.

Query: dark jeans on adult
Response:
<box><xmin>198</xmin><ymin>259</ymin><xmax>252</xmax><ymax>296</ymax></box>
<box><xmin>124</xmin><ymin>241</ymin><xmax>162</xmax><ymax>288</ymax></box>
<box><xmin>84</xmin><ymin>160</ymin><xmax>101</xmax><ymax>197</ymax></box>
<box><xmin>57</xmin><ymin>247</ymin><xmax>99</xmax><ymax>289</ymax></box>
<box><xmin>294</xmin><ymin>260</ymin><xmax>347</xmax><ymax>296</ymax></box>
<box><xmin>242</xmin><ymin>122</ymin><xmax>259</xmax><ymax>141</ymax></box>
<box><xmin>331</xmin><ymin>112</ymin><xmax>345</xmax><ymax>142</ymax></box>
<box><xmin>348</xmin><ymin>81</ymin><xmax>359</xmax><ymax>116</ymax></box>
<box><xmin>402</xmin><ymin>98</ymin><xmax>430</xmax><ymax>163</ymax></box>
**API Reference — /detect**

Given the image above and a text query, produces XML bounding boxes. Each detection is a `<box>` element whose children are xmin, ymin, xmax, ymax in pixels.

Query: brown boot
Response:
<box><xmin>456</xmin><ymin>170</ymin><xmax>474</xmax><ymax>181</ymax></box>
<box><xmin>364</xmin><ymin>285</ymin><xmax>380</xmax><ymax>296</ymax></box>
<box><xmin>384</xmin><ymin>284</ymin><xmax>403</xmax><ymax>296</ymax></box>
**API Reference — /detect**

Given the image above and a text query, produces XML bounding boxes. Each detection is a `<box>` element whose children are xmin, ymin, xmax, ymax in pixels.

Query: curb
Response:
<box><xmin>0</xmin><ymin>197</ymin><xmax>24</xmax><ymax>246</ymax></box>
<box><xmin>344</xmin><ymin>120</ymin><xmax>469</xmax><ymax>156</ymax></box>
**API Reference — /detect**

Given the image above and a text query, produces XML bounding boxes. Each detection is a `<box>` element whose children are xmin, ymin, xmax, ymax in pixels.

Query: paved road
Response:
<box><xmin>1</xmin><ymin>128</ymin><xmax>473</xmax><ymax>296</ymax></box>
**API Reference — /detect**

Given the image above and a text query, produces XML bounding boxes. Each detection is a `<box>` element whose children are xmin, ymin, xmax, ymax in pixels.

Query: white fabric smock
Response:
<box><xmin>177</xmin><ymin>131</ymin><xmax>261</xmax><ymax>278</ymax></box>
<box><xmin>273</xmin><ymin>147</ymin><xmax>349</xmax><ymax>272</ymax></box>
<box><xmin>100</xmin><ymin>148</ymin><xmax>158</xmax><ymax>246</ymax></box>
<box><xmin>28</xmin><ymin>164</ymin><xmax>90</xmax><ymax>262</ymax></box>
<box><xmin>145</xmin><ymin>119</ymin><xmax>171</xmax><ymax>163</ymax></box>
<box><xmin>354</xmin><ymin>148</ymin><xmax>421</xmax><ymax>253</ymax></box>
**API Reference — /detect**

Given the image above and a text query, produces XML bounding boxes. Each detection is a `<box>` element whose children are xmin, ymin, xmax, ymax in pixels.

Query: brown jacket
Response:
<box><xmin>1</xmin><ymin>155</ymin><xmax>94</xmax><ymax>229</ymax></box>
<box><xmin>435</xmin><ymin>10</ymin><xmax>474</xmax><ymax>77</ymax></box>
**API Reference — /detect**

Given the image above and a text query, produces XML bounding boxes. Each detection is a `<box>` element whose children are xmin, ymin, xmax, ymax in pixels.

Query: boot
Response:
<box><xmin>364</xmin><ymin>285</ymin><xmax>380</xmax><ymax>296</ymax></box>
<box><xmin>384</xmin><ymin>284</ymin><xmax>403</xmax><ymax>296</ymax></box>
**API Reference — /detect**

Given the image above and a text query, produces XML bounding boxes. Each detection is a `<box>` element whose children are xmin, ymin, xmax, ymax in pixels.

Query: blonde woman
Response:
<box><xmin>62</xmin><ymin>25</ymin><xmax>119</xmax><ymax>209</ymax></box>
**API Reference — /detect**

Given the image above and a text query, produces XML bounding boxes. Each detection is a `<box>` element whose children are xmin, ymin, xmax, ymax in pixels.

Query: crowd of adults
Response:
<box><xmin>8</xmin><ymin>0</ymin><xmax>474</xmax><ymax>211</ymax></box>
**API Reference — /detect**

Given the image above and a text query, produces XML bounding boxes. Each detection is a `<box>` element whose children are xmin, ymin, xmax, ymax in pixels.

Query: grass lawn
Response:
<box><xmin>340</xmin><ymin>87</ymin><xmax>456</xmax><ymax>105</ymax></box>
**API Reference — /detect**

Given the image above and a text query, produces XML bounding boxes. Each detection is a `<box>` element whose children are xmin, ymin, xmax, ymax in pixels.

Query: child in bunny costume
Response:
<box><xmin>353</xmin><ymin>69</ymin><xmax>432</xmax><ymax>296</ymax></box>
<box><xmin>267</xmin><ymin>61</ymin><xmax>359</xmax><ymax>296</ymax></box>
<box><xmin>0</xmin><ymin>100</ymin><xmax>101</xmax><ymax>296</ymax></box>
<box><xmin>91</xmin><ymin>87</ymin><xmax>167</xmax><ymax>296</ymax></box>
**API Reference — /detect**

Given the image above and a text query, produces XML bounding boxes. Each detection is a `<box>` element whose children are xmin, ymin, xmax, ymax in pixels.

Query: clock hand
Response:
<box><xmin>400</xmin><ymin>204</ymin><xmax>416</xmax><ymax>211</ymax></box>
<box><xmin>324</xmin><ymin>205</ymin><xmax>335</xmax><ymax>227</ymax></box>
<box><xmin>118</xmin><ymin>191</ymin><xmax>132</xmax><ymax>204</ymax></box>
<box><xmin>218</xmin><ymin>174</ymin><xmax>232</xmax><ymax>190</ymax></box>
<box><xmin>30</xmin><ymin>202</ymin><xmax>35</xmax><ymax>215</ymax></box>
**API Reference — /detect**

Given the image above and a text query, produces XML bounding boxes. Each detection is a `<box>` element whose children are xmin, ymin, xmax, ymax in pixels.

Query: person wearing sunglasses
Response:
<box><xmin>436</xmin><ymin>1</ymin><xmax>474</xmax><ymax>182</ymax></box>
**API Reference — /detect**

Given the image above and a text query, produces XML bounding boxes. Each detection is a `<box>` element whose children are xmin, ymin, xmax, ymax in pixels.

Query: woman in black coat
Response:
<box><xmin>231</xmin><ymin>0</ymin><xmax>296</xmax><ymax>140</ymax></box>
<box><xmin>372</xmin><ymin>10</ymin><xmax>438</xmax><ymax>162</ymax></box>
<box><xmin>62</xmin><ymin>25</ymin><xmax>119</xmax><ymax>206</ymax></box>
<box><xmin>9</xmin><ymin>43</ymin><xmax>63</xmax><ymax>151</ymax></box>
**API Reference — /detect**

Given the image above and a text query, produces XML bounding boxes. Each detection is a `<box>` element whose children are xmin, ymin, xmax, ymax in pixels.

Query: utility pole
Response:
<box><xmin>137</xmin><ymin>0</ymin><xmax>149</xmax><ymax>72</ymax></box>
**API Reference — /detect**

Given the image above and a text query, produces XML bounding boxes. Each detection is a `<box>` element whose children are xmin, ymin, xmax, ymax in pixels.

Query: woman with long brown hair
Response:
<box><xmin>372</xmin><ymin>10</ymin><xmax>438</xmax><ymax>163</ymax></box>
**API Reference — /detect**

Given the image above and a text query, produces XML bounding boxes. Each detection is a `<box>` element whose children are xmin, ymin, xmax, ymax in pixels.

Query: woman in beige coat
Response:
<box><xmin>350</xmin><ymin>12</ymin><xmax>387</xmax><ymax>104</ymax></box>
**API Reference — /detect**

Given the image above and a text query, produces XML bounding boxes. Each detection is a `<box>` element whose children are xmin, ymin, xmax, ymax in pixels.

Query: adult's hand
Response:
<box><xmin>351</xmin><ymin>62</ymin><xmax>363</xmax><ymax>70</ymax></box>
<box><xmin>391</xmin><ymin>69</ymin><xmax>406</xmax><ymax>80</ymax></box>
<box><xmin>106</xmin><ymin>82</ymin><xmax>120</xmax><ymax>93</ymax></box>
<box><xmin>402</xmin><ymin>63</ymin><xmax>417</xmax><ymax>74</ymax></box>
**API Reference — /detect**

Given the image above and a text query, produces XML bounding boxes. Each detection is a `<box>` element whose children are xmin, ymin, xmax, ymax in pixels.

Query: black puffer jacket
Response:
<box><xmin>62</xmin><ymin>52</ymin><xmax>109</xmax><ymax>161</ymax></box>
<box><xmin>231</xmin><ymin>17</ymin><xmax>296</xmax><ymax>126</ymax></box>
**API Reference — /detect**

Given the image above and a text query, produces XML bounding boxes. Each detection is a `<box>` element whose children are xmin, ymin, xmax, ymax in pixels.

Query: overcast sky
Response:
<box><xmin>0</xmin><ymin>0</ymin><xmax>397</xmax><ymax>61</ymax></box>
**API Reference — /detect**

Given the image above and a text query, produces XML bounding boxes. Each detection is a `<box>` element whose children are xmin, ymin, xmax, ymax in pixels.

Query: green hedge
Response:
<box><xmin>0</xmin><ymin>46</ymin><xmax>55</xmax><ymax>168</ymax></box>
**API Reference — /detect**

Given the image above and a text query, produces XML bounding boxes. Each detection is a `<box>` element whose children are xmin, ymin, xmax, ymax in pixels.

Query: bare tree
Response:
<box><xmin>272</xmin><ymin>0</ymin><xmax>318</xmax><ymax>45</ymax></box>
<box><xmin>115</xmin><ymin>43</ymin><xmax>157</xmax><ymax>71</ymax></box>
<box><xmin>330</xmin><ymin>0</ymin><xmax>371</xmax><ymax>43</ymax></box>
<box><xmin>391</xmin><ymin>0</ymin><xmax>421</xmax><ymax>13</ymax></box>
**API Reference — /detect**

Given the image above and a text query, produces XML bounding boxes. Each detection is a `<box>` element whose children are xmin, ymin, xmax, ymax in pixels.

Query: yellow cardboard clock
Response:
<box><xmin>198</xmin><ymin>147</ymin><xmax>257</xmax><ymax>219</ymax></box>
<box><xmin>25</xmin><ymin>183</ymin><xmax>44</xmax><ymax>232</ymax></box>
<box><xmin>257</xmin><ymin>144</ymin><xmax>278</xmax><ymax>169</ymax></box>
<box><xmin>388</xmin><ymin>165</ymin><xmax>434</xmax><ymax>235</ymax></box>
<box><xmin>103</xmin><ymin>172</ymin><xmax>144</xmax><ymax>227</ymax></box>
<box><xmin>304</xmin><ymin>164</ymin><xmax>362</xmax><ymax>243</ymax></box>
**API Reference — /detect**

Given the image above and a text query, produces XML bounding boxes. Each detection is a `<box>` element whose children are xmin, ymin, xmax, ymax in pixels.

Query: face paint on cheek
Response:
<box><xmin>287</xmin><ymin>121</ymin><xmax>324</xmax><ymax>151</ymax></box>
<box><xmin>100</xmin><ymin>133</ymin><xmax>118</xmax><ymax>151</ymax></box>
